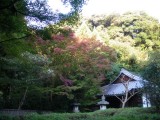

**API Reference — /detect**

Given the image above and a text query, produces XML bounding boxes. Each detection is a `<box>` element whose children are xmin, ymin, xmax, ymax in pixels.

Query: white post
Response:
<box><xmin>142</xmin><ymin>93</ymin><xmax>151</xmax><ymax>108</ymax></box>
<box><xmin>100</xmin><ymin>105</ymin><xmax>106</xmax><ymax>110</ymax></box>
<box><xmin>73</xmin><ymin>105</ymin><xmax>80</xmax><ymax>112</ymax></box>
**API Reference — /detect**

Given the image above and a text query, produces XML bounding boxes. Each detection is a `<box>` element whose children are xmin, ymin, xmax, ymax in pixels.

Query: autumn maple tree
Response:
<box><xmin>34</xmin><ymin>26</ymin><xmax>117</xmax><ymax>105</ymax></box>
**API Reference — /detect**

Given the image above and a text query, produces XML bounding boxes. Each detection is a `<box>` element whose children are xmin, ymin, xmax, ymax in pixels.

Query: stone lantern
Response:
<box><xmin>72</xmin><ymin>103</ymin><xmax>80</xmax><ymax>112</ymax></box>
<box><xmin>97</xmin><ymin>95</ymin><xmax>109</xmax><ymax>110</ymax></box>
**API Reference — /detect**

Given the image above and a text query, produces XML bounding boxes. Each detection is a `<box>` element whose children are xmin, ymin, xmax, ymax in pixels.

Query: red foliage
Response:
<box><xmin>64</xmin><ymin>63</ymin><xmax>71</xmax><ymax>67</ymax></box>
<box><xmin>36</xmin><ymin>37</ymin><xmax>45</xmax><ymax>45</ymax></box>
<box><xmin>35</xmin><ymin>37</ymin><xmax>50</xmax><ymax>45</ymax></box>
<box><xmin>52</xmin><ymin>34</ymin><xmax>65</xmax><ymax>42</ymax></box>
<box><xmin>36</xmin><ymin>28</ymin><xmax>116</xmax><ymax>86</ymax></box>
<box><xmin>53</xmin><ymin>47</ymin><xmax>64</xmax><ymax>54</ymax></box>
<box><xmin>66</xmin><ymin>45</ymin><xmax>77</xmax><ymax>52</ymax></box>
<box><xmin>99</xmin><ymin>74</ymin><xmax>106</xmax><ymax>81</ymax></box>
<box><xmin>60</xmin><ymin>75</ymin><xmax>73</xmax><ymax>86</ymax></box>
<box><xmin>97</xmin><ymin>64</ymin><xmax>107</xmax><ymax>69</ymax></box>
<box><xmin>69</xmin><ymin>32</ymin><xmax>76</xmax><ymax>39</ymax></box>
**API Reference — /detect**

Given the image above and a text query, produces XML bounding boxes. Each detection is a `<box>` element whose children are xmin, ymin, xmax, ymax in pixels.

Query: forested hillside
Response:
<box><xmin>86</xmin><ymin>11</ymin><xmax>160</xmax><ymax>73</ymax></box>
<box><xmin>0</xmin><ymin>0</ymin><xmax>160</xmax><ymax>112</ymax></box>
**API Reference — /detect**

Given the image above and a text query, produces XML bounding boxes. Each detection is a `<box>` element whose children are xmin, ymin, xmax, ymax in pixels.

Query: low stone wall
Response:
<box><xmin>0</xmin><ymin>109</ymin><xmax>51</xmax><ymax>116</ymax></box>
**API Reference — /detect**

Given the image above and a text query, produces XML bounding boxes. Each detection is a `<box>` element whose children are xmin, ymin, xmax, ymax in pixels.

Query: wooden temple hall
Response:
<box><xmin>99</xmin><ymin>68</ymin><xmax>151</xmax><ymax>109</ymax></box>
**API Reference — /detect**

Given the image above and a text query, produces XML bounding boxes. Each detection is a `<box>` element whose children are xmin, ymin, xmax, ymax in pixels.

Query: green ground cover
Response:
<box><xmin>1</xmin><ymin>107</ymin><xmax>160</xmax><ymax>120</ymax></box>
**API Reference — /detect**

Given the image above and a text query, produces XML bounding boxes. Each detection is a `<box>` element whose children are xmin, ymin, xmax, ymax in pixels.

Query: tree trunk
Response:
<box><xmin>122</xmin><ymin>102</ymin><xmax>125</xmax><ymax>108</ymax></box>
<box><xmin>18</xmin><ymin>87</ymin><xmax>28</xmax><ymax>110</ymax></box>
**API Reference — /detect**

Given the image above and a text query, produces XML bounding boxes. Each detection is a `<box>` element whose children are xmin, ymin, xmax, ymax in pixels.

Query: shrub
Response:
<box><xmin>0</xmin><ymin>107</ymin><xmax>160</xmax><ymax>120</ymax></box>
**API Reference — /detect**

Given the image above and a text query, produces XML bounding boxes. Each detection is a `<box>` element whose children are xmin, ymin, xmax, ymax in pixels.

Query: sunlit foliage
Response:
<box><xmin>34</xmin><ymin>25</ymin><xmax>116</xmax><ymax>105</ymax></box>
<box><xmin>87</xmin><ymin>11</ymin><xmax>160</xmax><ymax>72</ymax></box>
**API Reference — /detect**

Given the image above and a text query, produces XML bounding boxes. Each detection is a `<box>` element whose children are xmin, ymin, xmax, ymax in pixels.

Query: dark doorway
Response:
<box><xmin>106</xmin><ymin>93</ymin><xmax>142</xmax><ymax>108</ymax></box>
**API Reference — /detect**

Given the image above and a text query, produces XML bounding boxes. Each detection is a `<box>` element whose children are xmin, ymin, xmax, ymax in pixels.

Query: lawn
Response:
<box><xmin>1</xmin><ymin>107</ymin><xmax>160</xmax><ymax>120</ymax></box>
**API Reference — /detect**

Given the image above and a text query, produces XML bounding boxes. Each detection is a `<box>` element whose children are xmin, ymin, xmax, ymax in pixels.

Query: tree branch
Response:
<box><xmin>114</xmin><ymin>94</ymin><xmax>123</xmax><ymax>103</ymax></box>
<box><xmin>0</xmin><ymin>0</ymin><xmax>20</xmax><ymax>11</ymax></box>
<box><xmin>114</xmin><ymin>74</ymin><xmax>141</xmax><ymax>108</ymax></box>
<box><xmin>127</xmin><ymin>89</ymin><xmax>141</xmax><ymax>102</ymax></box>
<box><xmin>18</xmin><ymin>87</ymin><xmax>28</xmax><ymax>110</ymax></box>
<box><xmin>0</xmin><ymin>35</ymin><xmax>31</xmax><ymax>43</ymax></box>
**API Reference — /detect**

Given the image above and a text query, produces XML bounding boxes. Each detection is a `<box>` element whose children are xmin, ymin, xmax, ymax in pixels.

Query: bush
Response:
<box><xmin>0</xmin><ymin>107</ymin><xmax>160</xmax><ymax>120</ymax></box>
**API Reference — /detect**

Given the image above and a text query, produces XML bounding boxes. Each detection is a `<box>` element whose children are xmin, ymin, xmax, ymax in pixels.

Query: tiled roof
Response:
<box><xmin>101</xmin><ymin>68</ymin><xmax>146</xmax><ymax>95</ymax></box>
<box><xmin>102</xmin><ymin>81</ymin><xmax>143</xmax><ymax>95</ymax></box>
<box><xmin>119</xmin><ymin>68</ymin><xmax>143</xmax><ymax>81</ymax></box>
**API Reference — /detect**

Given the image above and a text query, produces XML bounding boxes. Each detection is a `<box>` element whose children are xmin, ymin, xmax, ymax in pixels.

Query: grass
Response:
<box><xmin>0</xmin><ymin>107</ymin><xmax>160</xmax><ymax>120</ymax></box>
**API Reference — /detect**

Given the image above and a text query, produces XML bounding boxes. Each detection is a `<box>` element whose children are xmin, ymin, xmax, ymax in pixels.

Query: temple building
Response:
<box><xmin>100</xmin><ymin>68</ymin><xmax>151</xmax><ymax>108</ymax></box>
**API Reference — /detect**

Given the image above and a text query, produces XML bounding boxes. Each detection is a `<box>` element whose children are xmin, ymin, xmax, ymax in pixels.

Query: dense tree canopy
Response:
<box><xmin>0</xmin><ymin>1</ymin><xmax>160</xmax><ymax>112</ymax></box>
<box><xmin>87</xmin><ymin>12</ymin><xmax>160</xmax><ymax>110</ymax></box>
<box><xmin>0</xmin><ymin>0</ymin><xmax>90</xmax><ymax>111</ymax></box>
<box><xmin>87</xmin><ymin>12</ymin><xmax>160</xmax><ymax>72</ymax></box>
<box><xmin>142</xmin><ymin>51</ymin><xmax>160</xmax><ymax>111</ymax></box>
